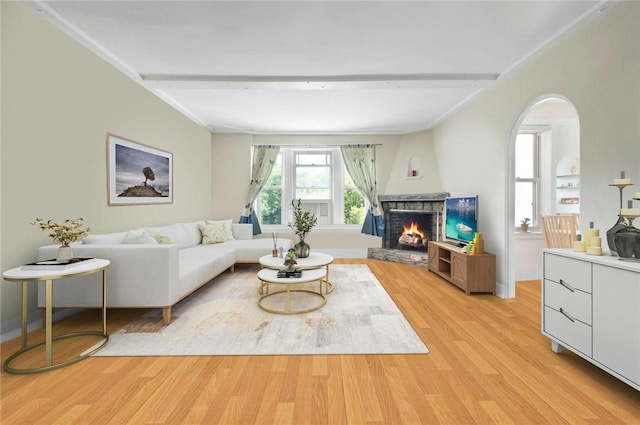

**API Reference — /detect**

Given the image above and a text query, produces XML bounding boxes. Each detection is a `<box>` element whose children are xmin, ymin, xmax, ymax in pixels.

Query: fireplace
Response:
<box><xmin>368</xmin><ymin>192</ymin><xmax>448</xmax><ymax>267</ymax></box>
<box><xmin>384</xmin><ymin>210</ymin><xmax>436</xmax><ymax>252</ymax></box>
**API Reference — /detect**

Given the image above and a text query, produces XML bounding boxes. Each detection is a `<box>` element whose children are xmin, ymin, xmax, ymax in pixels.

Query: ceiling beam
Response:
<box><xmin>141</xmin><ymin>73</ymin><xmax>498</xmax><ymax>90</ymax></box>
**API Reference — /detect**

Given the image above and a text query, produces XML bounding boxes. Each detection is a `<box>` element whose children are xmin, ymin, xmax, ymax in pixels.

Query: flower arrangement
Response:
<box><xmin>32</xmin><ymin>218</ymin><xmax>90</xmax><ymax>246</ymax></box>
<box><xmin>288</xmin><ymin>199</ymin><xmax>317</xmax><ymax>242</ymax></box>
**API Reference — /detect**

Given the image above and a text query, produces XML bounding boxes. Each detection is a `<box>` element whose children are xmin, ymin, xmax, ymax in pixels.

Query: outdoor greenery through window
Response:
<box><xmin>258</xmin><ymin>147</ymin><xmax>365</xmax><ymax>226</ymax></box>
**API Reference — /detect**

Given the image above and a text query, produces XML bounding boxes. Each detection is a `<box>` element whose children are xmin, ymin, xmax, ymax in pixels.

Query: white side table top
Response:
<box><xmin>3</xmin><ymin>258</ymin><xmax>110</xmax><ymax>281</ymax></box>
<box><xmin>259</xmin><ymin>252</ymin><xmax>334</xmax><ymax>269</ymax></box>
<box><xmin>257</xmin><ymin>267</ymin><xmax>326</xmax><ymax>284</ymax></box>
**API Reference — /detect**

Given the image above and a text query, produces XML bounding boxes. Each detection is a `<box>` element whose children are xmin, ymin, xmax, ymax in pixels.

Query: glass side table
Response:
<box><xmin>2</xmin><ymin>258</ymin><xmax>110</xmax><ymax>374</ymax></box>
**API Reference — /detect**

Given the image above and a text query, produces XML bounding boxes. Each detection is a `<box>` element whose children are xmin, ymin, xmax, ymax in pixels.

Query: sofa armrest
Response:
<box><xmin>231</xmin><ymin>223</ymin><xmax>253</xmax><ymax>240</ymax></box>
<box><xmin>37</xmin><ymin>244</ymin><xmax>180</xmax><ymax>308</ymax></box>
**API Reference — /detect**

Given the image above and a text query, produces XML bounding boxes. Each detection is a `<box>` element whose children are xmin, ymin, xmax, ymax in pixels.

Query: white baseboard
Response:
<box><xmin>313</xmin><ymin>248</ymin><xmax>368</xmax><ymax>258</ymax></box>
<box><xmin>516</xmin><ymin>271</ymin><xmax>542</xmax><ymax>281</ymax></box>
<box><xmin>0</xmin><ymin>308</ymin><xmax>82</xmax><ymax>343</ymax></box>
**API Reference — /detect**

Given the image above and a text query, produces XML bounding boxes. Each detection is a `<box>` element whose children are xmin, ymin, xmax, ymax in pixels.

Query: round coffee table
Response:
<box><xmin>259</xmin><ymin>252</ymin><xmax>335</xmax><ymax>294</ymax></box>
<box><xmin>257</xmin><ymin>268</ymin><xmax>327</xmax><ymax>314</ymax></box>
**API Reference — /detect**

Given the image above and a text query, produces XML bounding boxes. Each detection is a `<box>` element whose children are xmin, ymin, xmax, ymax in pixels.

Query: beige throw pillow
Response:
<box><xmin>205</xmin><ymin>219</ymin><xmax>235</xmax><ymax>240</ymax></box>
<box><xmin>200</xmin><ymin>223</ymin><xmax>227</xmax><ymax>244</ymax></box>
<box><xmin>150</xmin><ymin>233</ymin><xmax>172</xmax><ymax>244</ymax></box>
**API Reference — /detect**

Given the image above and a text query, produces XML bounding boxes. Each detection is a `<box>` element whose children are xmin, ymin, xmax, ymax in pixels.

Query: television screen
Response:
<box><xmin>444</xmin><ymin>196</ymin><xmax>478</xmax><ymax>244</ymax></box>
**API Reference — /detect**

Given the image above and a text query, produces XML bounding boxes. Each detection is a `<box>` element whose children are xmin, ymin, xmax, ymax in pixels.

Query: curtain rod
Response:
<box><xmin>251</xmin><ymin>143</ymin><xmax>382</xmax><ymax>147</ymax></box>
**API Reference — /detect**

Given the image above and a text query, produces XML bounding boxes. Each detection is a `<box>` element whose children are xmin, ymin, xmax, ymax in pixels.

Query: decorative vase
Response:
<box><xmin>606</xmin><ymin>215</ymin><xmax>627</xmax><ymax>256</ymax></box>
<box><xmin>56</xmin><ymin>245</ymin><xmax>73</xmax><ymax>263</ymax></box>
<box><xmin>294</xmin><ymin>238</ymin><xmax>310</xmax><ymax>258</ymax></box>
<box><xmin>607</xmin><ymin>180</ymin><xmax>633</xmax><ymax>256</ymax></box>
<box><xmin>614</xmin><ymin>216</ymin><xmax>640</xmax><ymax>261</ymax></box>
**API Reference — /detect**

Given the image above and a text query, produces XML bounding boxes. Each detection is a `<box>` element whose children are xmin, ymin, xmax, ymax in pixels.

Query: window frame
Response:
<box><xmin>515</xmin><ymin>131</ymin><xmax>541</xmax><ymax>229</ymax></box>
<box><xmin>257</xmin><ymin>147</ymin><xmax>365</xmax><ymax>230</ymax></box>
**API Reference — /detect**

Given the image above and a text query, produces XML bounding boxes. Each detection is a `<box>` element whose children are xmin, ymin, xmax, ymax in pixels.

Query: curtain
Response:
<box><xmin>340</xmin><ymin>144</ymin><xmax>384</xmax><ymax>236</ymax></box>
<box><xmin>239</xmin><ymin>145</ymin><xmax>280</xmax><ymax>235</ymax></box>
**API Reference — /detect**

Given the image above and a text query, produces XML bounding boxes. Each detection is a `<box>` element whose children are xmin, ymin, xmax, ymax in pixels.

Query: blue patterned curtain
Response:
<box><xmin>340</xmin><ymin>145</ymin><xmax>384</xmax><ymax>237</ymax></box>
<box><xmin>239</xmin><ymin>145</ymin><xmax>280</xmax><ymax>235</ymax></box>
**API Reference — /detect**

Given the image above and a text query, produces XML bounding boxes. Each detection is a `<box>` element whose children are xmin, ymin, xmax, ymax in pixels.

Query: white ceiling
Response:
<box><xmin>30</xmin><ymin>0</ymin><xmax>612</xmax><ymax>134</ymax></box>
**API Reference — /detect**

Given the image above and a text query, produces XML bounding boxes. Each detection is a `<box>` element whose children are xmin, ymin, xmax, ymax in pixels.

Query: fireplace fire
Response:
<box><xmin>398</xmin><ymin>221</ymin><xmax>427</xmax><ymax>249</ymax></box>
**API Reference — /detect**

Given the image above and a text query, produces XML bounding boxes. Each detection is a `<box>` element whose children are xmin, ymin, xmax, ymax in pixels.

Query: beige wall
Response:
<box><xmin>433</xmin><ymin>2</ymin><xmax>640</xmax><ymax>297</ymax></box>
<box><xmin>211</xmin><ymin>133</ymin><xmax>442</xmax><ymax>250</ymax></box>
<box><xmin>1</xmin><ymin>3</ymin><xmax>212</xmax><ymax>326</ymax></box>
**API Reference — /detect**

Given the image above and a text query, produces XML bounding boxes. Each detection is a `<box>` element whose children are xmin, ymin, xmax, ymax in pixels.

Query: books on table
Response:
<box><xmin>21</xmin><ymin>258</ymin><xmax>95</xmax><ymax>271</ymax></box>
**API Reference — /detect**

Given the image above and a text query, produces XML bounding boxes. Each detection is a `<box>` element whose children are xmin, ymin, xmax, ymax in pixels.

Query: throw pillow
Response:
<box><xmin>205</xmin><ymin>219</ymin><xmax>235</xmax><ymax>240</ymax></box>
<box><xmin>122</xmin><ymin>230</ymin><xmax>158</xmax><ymax>245</ymax></box>
<box><xmin>200</xmin><ymin>223</ymin><xmax>227</xmax><ymax>245</ymax></box>
<box><xmin>150</xmin><ymin>233</ymin><xmax>172</xmax><ymax>244</ymax></box>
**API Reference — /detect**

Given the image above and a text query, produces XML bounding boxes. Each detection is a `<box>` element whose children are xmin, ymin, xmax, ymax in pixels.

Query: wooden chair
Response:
<box><xmin>541</xmin><ymin>214</ymin><xmax>580</xmax><ymax>248</ymax></box>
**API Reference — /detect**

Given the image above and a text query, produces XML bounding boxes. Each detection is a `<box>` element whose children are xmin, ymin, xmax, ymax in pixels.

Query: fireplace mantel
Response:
<box><xmin>378</xmin><ymin>192</ymin><xmax>449</xmax><ymax>203</ymax></box>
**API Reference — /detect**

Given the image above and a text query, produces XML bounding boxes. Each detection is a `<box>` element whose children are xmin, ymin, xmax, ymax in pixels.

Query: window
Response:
<box><xmin>259</xmin><ymin>154</ymin><xmax>282</xmax><ymax>225</ymax></box>
<box><xmin>257</xmin><ymin>147</ymin><xmax>365</xmax><ymax>227</ymax></box>
<box><xmin>514</xmin><ymin>132</ymin><xmax>540</xmax><ymax>226</ymax></box>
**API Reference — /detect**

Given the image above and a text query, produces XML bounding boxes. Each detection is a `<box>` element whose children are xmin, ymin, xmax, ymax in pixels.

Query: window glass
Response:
<box><xmin>514</xmin><ymin>132</ymin><xmax>539</xmax><ymax>225</ymax></box>
<box><xmin>515</xmin><ymin>134</ymin><xmax>535</xmax><ymax>178</ymax></box>
<box><xmin>344</xmin><ymin>169</ymin><xmax>365</xmax><ymax>224</ymax></box>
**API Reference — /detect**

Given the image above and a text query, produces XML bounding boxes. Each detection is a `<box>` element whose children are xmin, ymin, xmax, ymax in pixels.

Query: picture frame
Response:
<box><xmin>107</xmin><ymin>133</ymin><xmax>173</xmax><ymax>205</ymax></box>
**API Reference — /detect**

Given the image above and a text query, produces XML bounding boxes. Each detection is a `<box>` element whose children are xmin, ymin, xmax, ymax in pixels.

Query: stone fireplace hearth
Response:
<box><xmin>368</xmin><ymin>192</ymin><xmax>448</xmax><ymax>268</ymax></box>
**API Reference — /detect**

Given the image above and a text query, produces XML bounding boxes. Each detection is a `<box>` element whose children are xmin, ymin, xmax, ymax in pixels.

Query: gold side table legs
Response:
<box><xmin>3</xmin><ymin>270</ymin><xmax>109</xmax><ymax>374</ymax></box>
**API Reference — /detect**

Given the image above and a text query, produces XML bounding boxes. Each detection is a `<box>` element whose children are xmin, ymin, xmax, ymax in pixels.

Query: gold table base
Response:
<box><xmin>3</xmin><ymin>331</ymin><xmax>109</xmax><ymax>374</ymax></box>
<box><xmin>258</xmin><ymin>288</ymin><xmax>327</xmax><ymax>315</ymax></box>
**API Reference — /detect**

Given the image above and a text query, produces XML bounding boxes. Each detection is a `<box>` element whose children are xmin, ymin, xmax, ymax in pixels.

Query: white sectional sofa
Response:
<box><xmin>37</xmin><ymin>220</ymin><xmax>291</xmax><ymax>324</ymax></box>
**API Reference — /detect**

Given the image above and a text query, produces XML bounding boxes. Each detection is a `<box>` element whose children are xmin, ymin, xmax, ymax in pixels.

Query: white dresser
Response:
<box><xmin>542</xmin><ymin>249</ymin><xmax>640</xmax><ymax>391</ymax></box>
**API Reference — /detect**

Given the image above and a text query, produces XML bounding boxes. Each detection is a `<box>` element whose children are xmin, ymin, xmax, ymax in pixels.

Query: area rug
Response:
<box><xmin>93</xmin><ymin>264</ymin><xmax>429</xmax><ymax>356</ymax></box>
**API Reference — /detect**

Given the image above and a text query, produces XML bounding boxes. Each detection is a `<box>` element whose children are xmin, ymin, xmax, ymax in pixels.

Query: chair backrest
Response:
<box><xmin>541</xmin><ymin>214</ymin><xmax>580</xmax><ymax>248</ymax></box>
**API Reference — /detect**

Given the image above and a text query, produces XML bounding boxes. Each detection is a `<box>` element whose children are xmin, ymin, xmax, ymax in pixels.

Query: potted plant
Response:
<box><xmin>32</xmin><ymin>218</ymin><xmax>90</xmax><ymax>262</ymax></box>
<box><xmin>520</xmin><ymin>217</ymin><xmax>531</xmax><ymax>232</ymax></box>
<box><xmin>288</xmin><ymin>199</ymin><xmax>317</xmax><ymax>258</ymax></box>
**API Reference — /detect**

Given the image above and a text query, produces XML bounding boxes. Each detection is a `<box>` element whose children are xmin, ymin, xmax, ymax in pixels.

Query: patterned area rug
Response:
<box><xmin>93</xmin><ymin>264</ymin><xmax>429</xmax><ymax>356</ymax></box>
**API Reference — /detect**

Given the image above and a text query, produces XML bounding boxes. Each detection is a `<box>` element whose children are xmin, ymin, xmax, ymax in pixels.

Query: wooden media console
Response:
<box><xmin>427</xmin><ymin>241</ymin><xmax>496</xmax><ymax>295</ymax></box>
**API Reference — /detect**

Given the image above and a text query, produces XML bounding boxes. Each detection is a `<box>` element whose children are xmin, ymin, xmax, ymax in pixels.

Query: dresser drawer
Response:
<box><xmin>544</xmin><ymin>253</ymin><xmax>591</xmax><ymax>293</ymax></box>
<box><xmin>544</xmin><ymin>306</ymin><xmax>592</xmax><ymax>357</ymax></box>
<box><xmin>544</xmin><ymin>279</ymin><xmax>592</xmax><ymax>325</ymax></box>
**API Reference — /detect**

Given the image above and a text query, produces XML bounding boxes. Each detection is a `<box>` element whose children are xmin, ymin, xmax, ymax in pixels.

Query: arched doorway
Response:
<box><xmin>506</xmin><ymin>95</ymin><xmax>580</xmax><ymax>297</ymax></box>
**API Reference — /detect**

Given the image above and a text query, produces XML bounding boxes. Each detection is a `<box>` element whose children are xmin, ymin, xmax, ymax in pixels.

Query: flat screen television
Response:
<box><xmin>444</xmin><ymin>195</ymin><xmax>478</xmax><ymax>245</ymax></box>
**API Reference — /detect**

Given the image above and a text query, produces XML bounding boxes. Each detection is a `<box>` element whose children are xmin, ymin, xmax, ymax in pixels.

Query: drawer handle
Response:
<box><xmin>559</xmin><ymin>307</ymin><xmax>576</xmax><ymax>323</ymax></box>
<box><xmin>559</xmin><ymin>279</ymin><xmax>575</xmax><ymax>293</ymax></box>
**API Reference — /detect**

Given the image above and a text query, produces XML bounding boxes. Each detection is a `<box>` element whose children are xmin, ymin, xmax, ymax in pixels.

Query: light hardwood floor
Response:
<box><xmin>2</xmin><ymin>259</ymin><xmax>639</xmax><ymax>424</ymax></box>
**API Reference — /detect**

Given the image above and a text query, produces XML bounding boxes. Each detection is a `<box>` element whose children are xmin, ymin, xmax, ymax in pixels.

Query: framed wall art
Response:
<box><xmin>107</xmin><ymin>133</ymin><xmax>173</xmax><ymax>205</ymax></box>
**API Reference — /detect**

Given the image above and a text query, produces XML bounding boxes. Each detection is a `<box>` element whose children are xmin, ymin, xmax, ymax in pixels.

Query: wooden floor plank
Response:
<box><xmin>2</xmin><ymin>259</ymin><xmax>639</xmax><ymax>425</ymax></box>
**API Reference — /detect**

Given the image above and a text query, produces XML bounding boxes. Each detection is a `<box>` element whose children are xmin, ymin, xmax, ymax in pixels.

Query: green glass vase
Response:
<box><xmin>294</xmin><ymin>239</ymin><xmax>310</xmax><ymax>258</ymax></box>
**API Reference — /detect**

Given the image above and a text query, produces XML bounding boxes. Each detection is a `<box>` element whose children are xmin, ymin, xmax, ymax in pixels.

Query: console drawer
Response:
<box><xmin>544</xmin><ymin>253</ymin><xmax>591</xmax><ymax>293</ymax></box>
<box><xmin>544</xmin><ymin>306</ymin><xmax>592</xmax><ymax>357</ymax></box>
<box><xmin>544</xmin><ymin>279</ymin><xmax>592</xmax><ymax>325</ymax></box>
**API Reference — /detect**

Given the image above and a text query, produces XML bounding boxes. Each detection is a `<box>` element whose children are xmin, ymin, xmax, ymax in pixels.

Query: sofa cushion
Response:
<box><xmin>123</xmin><ymin>230</ymin><xmax>158</xmax><ymax>245</ymax></box>
<box><xmin>180</xmin><ymin>220</ymin><xmax>205</xmax><ymax>246</ymax></box>
<box><xmin>178</xmin><ymin>244</ymin><xmax>236</xmax><ymax>295</ymax></box>
<box><xmin>143</xmin><ymin>224</ymin><xmax>192</xmax><ymax>249</ymax></box>
<box><xmin>206</xmin><ymin>219</ymin><xmax>235</xmax><ymax>240</ymax></box>
<box><xmin>231</xmin><ymin>223</ymin><xmax>252</xmax><ymax>240</ymax></box>
<box><xmin>200</xmin><ymin>223</ymin><xmax>227</xmax><ymax>244</ymax></box>
<box><xmin>82</xmin><ymin>231</ymin><xmax>128</xmax><ymax>245</ymax></box>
